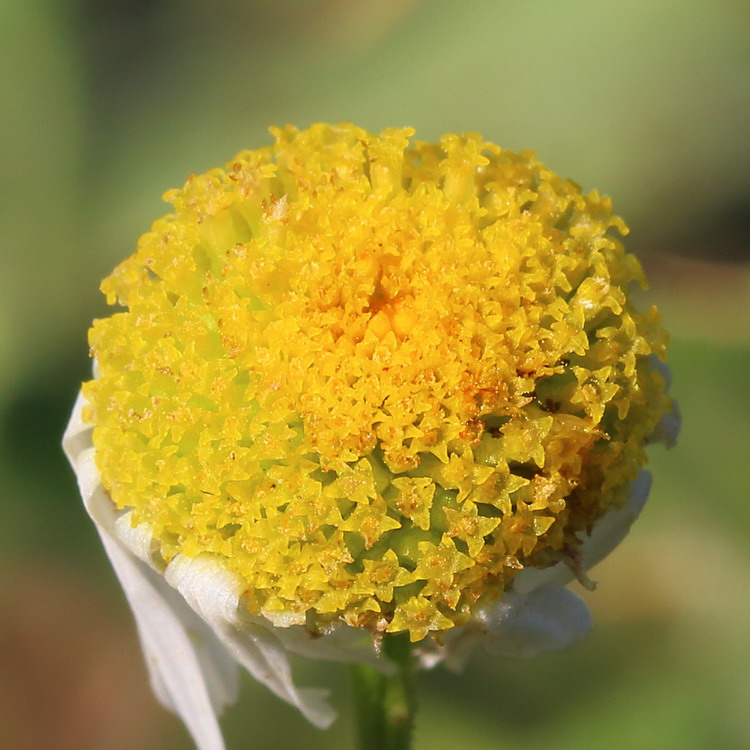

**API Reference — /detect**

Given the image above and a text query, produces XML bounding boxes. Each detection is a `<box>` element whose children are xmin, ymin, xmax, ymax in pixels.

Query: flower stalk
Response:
<box><xmin>351</xmin><ymin>633</ymin><xmax>415</xmax><ymax>750</ymax></box>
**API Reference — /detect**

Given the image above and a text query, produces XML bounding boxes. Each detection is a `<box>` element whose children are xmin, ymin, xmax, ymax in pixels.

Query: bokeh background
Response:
<box><xmin>2</xmin><ymin>1</ymin><xmax>749</xmax><ymax>748</ymax></box>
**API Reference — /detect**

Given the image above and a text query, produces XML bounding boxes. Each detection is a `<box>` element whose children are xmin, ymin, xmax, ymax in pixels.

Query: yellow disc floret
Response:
<box><xmin>84</xmin><ymin>123</ymin><xmax>672</xmax><ymax>641</ymax></box>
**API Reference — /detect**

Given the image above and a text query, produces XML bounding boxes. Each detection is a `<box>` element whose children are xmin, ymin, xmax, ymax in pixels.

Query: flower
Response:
<box><xmin>65</xmin><ymin>123</ymin><xmax>677</xmax><ymax>750</ymax></box>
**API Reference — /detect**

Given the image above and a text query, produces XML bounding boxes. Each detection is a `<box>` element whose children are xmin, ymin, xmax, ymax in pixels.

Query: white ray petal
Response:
<box><xmin>575</xmin><ymin>470</ymin><xmax>652</xmax><ymax>572</ymax></box>
<box><xmin>270</xmin><ymin>622</ymin><xmax>389</xmax><ymax>673</ymax></box>
<box><xmin>232</xmin><ymin>623</ymin><xmax>335</xmax><ymax>729</ymax></box>
<box><xmin>513</xmin><ymin>470</ymin><xmax>652</xmax><ymax>596</ymax></box>
<box><xmin>61</xmin><ymin>390</ymin><xmax>93</xmax><ymax>466</ymax></box>
<box><xmin>647</xmin><ymin>356</ymin><xmax>680</xmax><ymax>447</ymax></box>
<box><xmin>114</xmin><ymin>514</ymin><xmax>161</xmax><ymax>568</ymax></box>
<box><xmin>415</xmin><ymin>627</ymin><xmax>485</xmax><ymax>672</ymax></box>
<box><xmin>71</xmin><ymin>449</ymin><xmax>227</xmax><ymax>750</ymax></box>
<box><xmin>650</xmin><ymin>400</ymin><xmax>681</xmax><ymax>448</ymax></box>
<box><xmin>165</xmin><ymin>555</ymin><xmax>336</xmax><ymax>729</ymax></box>
<box><xmin>418</xmin><ymin>584</ymin><xmax>593</xmax><ymax>669</ymax></box>
<box><xmin>475</xmin><ymin>584</ymin><xmax>593</xmax><ymax>658</ymax></box>
<box><xmin>113</xmin><ymin>515</ymin><xmax>240</xmax><ymax>714</ymax></box>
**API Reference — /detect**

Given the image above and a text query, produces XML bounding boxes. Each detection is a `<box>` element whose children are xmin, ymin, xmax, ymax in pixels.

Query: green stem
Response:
<box><xmin>350</xmin><ymin>633</ymin><xmax>416</xmax><ymax>750</ymax></box>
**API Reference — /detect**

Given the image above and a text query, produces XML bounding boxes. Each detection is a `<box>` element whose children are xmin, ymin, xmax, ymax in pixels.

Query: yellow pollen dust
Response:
<box><xmin>84</xmin><ymin>123</ymin><xmax>672</xmax><ymax>641</ymax></box>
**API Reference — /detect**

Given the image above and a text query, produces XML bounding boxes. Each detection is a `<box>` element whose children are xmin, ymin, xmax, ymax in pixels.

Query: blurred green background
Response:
<box><xmin>1</xmin><ymin>1</ymin><xmax>749</xmax><ymax>748</ymax></box>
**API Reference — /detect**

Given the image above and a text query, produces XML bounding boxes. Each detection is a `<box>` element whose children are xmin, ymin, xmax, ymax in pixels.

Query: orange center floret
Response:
<box><xmin>84</xmin><ymin>123</ymin><xmax>671</xmax><ymax>641</ymax></box>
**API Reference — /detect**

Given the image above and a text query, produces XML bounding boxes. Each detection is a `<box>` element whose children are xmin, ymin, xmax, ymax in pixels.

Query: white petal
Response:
<box><xmin>475</xmin><ymin>584</ymin><xmax>593</xmax><ymax>658</ymax></box>
<box><xmin>513</xmin><ymin>470</ymin><xmax>652</xmax><ymax>596</ymax></box>
<box><xmin>165</xmin><ymin>555</ymin><xmax>337</xmax><ymax>729</ymax></box>
<box><xmin>73</xmin><ymin>453</ymin><xmax>228</xmax><ymax>750</ymax></box>
<box><xmin>62</xmin><ymin>390</ymin><xmax>93</xmax><ymax>466</ymax></box>
<box><xmin>575</xmin><ymin>469</ymin><xmax>651</xmax><ymax>572</ymax></box>
<box><xmin>649</xmin><ymin>354</ymin><xmax>673</xmax><ymax>390</ymax></box>
<box><xmin>65</xmin><ymin>395</ymin><xmax>236</xmax><ymax>749</ymax></box>
<box><xmin>415</xmin><ymin>628</ymin><xmax>485</xmax><ymax>672</ymax></box>
<box><xmin>271</xmin><ymin>622</ymin><xmax>389</xmax><ymax>674</ymax></box>
<box><xmin>235</xmin><ymin>623</ymin><xmax>335</xmax><ymax>729</ymax></box>
<box><xmin>111</xmin><ymin>515</ymin><xmax>241</xmax><ymax>714</ymax></box>
<box><xmin>114</xmin><ymin>513</ymin><xmax>162</xmax><ymax>568</ymax></box>
<box><xmin>650</xmin><ymin>400</ymin><xmax>681</xmax><ymax>448</ymax></box>
<box><xmin>647</xmin><ymin>356</ymin><xmax>680</xmax><ymax>447</ymax></box>
<box><xmin>418</xmin><ymin>585</ymin><xmax>592</xmax><ymax>669</ymax></box>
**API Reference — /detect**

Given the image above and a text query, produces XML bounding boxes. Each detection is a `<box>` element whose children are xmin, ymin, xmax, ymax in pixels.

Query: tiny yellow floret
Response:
<box><xmin>84</xmin><ymin>123</ymin><xmax>672</xmax><ymax>641</ymax></box>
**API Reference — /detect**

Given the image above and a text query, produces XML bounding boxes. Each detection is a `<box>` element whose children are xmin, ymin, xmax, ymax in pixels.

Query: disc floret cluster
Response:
<box><xmin>84</xmin><ymin>123</ymin><xmax>671</xmax><ymax>642</ymax></box>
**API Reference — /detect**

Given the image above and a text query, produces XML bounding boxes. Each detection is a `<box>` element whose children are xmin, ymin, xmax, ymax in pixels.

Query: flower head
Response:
<box><xmin>65</xmin><ymin>123</ymin><xmax>677</xmax><ymax>748</ymax></box>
